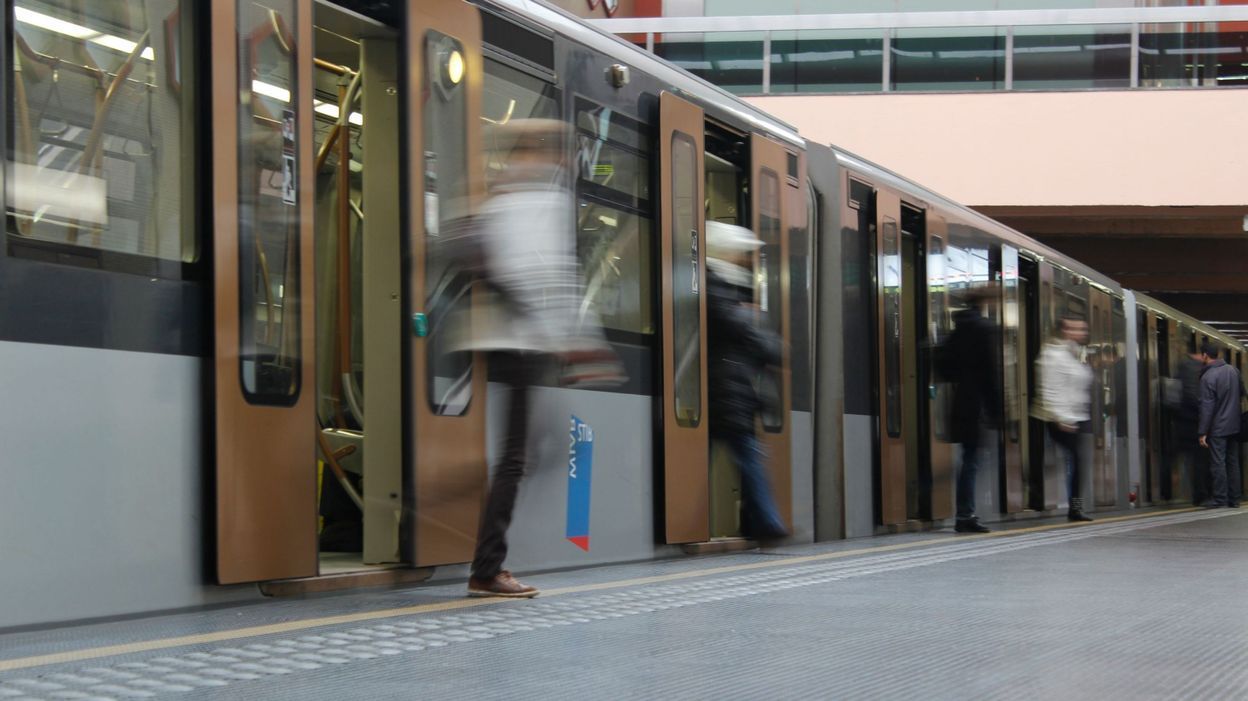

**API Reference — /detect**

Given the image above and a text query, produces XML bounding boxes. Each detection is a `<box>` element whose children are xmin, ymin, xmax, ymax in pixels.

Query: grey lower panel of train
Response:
<box><xmin>0</xmin><ymin>340</ymin><xmax>816</xmax><ymax>628</ymax></box>
<box><xmin>0</xmin><ymin>342</ymin><xmax>260</xmax><ymax>630</ymax></box>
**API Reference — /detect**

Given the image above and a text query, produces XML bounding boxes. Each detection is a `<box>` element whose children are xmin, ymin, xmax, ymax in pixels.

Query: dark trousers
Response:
<box><xmin>1207</xmin><ymin>436</ymin><xmax>1243</xmax><ymax>507</ymax></box>
<box><xmin>1049</xmin><ymin>422</ymin><xmax>1082</xmax><ymax>503</ymax></box>
<box><xmin>471</xmin><ymin>351</ymin><xmax>540</xmax><ymax>580</ymax></box>
<box><xmin>956</xmin><ymin>427</ymin><xmax>981</xmax><ymax>520</ymax></box>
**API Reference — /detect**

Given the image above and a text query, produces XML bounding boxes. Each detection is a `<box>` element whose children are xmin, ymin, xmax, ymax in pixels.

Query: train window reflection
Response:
<box><xmin>882</xmin><ymin>218</ymin><xmax>901</xmax><ymax>438</ymax></box>
<box><xmin>424</xmin><ymin>30</ymin><xmax>471</xmax><ymax>416</ymax></box>
<box><xmin>576</xmin><ymin>102</ymin><xmax>654</xmax><ymax>336</ymax></box>
<box><xmin>238</xmin><ymin>0</ymin><xmax>301</xmax><ymax>404</ymax></box>
<box><xmin>671</xmin><ymin>132</ymin><xmax>701</xmax><ymax>428</ymax></box>
<box><xmin>8</xmin><ymin>0</ymin><xmax>197</xmax><ymax>267</ymax></box>
<box><xmin>758</xmin><ymin>169</ymin><xmax>784</xmax><ymax>432</ymax></box>
<box><xmin>577</xmin><ymin>200</ymin><xmax>654</xmax><ymax>335</ymax></box>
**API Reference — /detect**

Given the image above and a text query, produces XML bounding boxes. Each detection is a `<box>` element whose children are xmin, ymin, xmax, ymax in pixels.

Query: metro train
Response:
<box><xmin>1</xmin><ymin>0</ymin><xmax>1243</xmax><ymax>629</ymax></box>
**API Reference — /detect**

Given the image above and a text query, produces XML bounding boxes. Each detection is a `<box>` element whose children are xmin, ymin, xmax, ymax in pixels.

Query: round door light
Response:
<box><xmin>445</xmin><ymin>48</ymin><xmax>464</xmax><ymax>86</ymax></box>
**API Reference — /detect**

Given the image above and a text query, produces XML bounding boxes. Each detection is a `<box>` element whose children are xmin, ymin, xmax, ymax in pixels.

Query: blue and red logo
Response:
<box><xmin>565</xmin><ymin>415</ymin><xmax>594</xmax><ymax>551</ymax></box>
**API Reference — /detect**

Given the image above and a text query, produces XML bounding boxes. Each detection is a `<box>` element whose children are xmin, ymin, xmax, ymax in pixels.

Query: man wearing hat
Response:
<box><xmin>705</xmin><ymin>221</ymin><xmax>788</xmax><ymax>540</ymax></box>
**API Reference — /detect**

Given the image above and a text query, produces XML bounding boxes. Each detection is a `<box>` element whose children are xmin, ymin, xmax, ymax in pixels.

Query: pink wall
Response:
<box><xmin>747</xmin><ymin>90</ymin><xmax>1248</xmax><ymax>207</ymax></box>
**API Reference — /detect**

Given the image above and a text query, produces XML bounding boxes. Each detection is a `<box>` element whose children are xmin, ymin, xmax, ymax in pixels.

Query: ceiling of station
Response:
<box><xmin>975</xmin><ymin>205</ymin><xmax>1248</xmax><ymax>345</ymax></box>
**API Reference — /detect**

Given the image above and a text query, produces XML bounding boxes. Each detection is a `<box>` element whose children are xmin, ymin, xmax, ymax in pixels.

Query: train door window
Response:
<box><xmin>575</xmin><ymin>100</ymin><xmax>654</xmax><ymax>336</ymax></box>
<box><xmin>239</xmin><ymin>0</ymin><xmax>302</xmax><ymax>403</ymax></box>
<box><xmin>422</xmin><ymin>29</ymin><xmax>472</xmax><ymax>416</ymax></box>
<box><xmin>882</xmin><ymin>217</ymin><xmax>902</xmax><ymax>438</ymax></box>
<box><xmin>757</xmin><ymin>168</ymin><xmax>783</xmax><ymax>431</ymax></box>
<box><xmin>900</xmin><ymin>204</ymin><xmax>925</xmax><ymax>519</ymax></box>
<box><xmin>7</xmin><ymin>0</ymin><xmax>199</xmax><ymax>270</ymax></box>
<box><xmin>671</xmin><ymin>132</ymin><xmax>701</xmax><ymax>427</ymax></box>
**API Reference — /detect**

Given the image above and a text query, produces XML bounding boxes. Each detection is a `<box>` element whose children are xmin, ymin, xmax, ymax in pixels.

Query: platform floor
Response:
<box><xmin>2</xmin><ymin>507</ymin><xmax>1246</xmax><ymax>700</ymax></box>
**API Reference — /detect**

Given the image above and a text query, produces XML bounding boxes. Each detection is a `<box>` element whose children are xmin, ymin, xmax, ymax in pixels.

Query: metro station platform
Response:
<box><xmin>2</xmin><ymin>507</ymin><xmax>1246</xmax><ymax>700</ymax></box>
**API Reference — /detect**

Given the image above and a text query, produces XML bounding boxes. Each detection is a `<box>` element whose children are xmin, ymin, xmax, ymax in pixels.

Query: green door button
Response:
<box><xmin>412</xmin><ymin>312</ymin><xmax>428</xmax><ymax>338</ymax></box>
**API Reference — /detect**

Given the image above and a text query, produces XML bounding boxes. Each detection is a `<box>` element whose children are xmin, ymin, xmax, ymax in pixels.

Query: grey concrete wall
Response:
<box><xmin>0</xmin><ymin>342</ymin><xmax>260</xmax><ymax>630</ymax></box>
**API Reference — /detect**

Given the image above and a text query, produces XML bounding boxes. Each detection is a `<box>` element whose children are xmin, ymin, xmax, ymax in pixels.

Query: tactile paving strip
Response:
<box><xmin>0</xmin><ymin>509</ymin><xmax>1239</xmax><ymax>700</ymax></box>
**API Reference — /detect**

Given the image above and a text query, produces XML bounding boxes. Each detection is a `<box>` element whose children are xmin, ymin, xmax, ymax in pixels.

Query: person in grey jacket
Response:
<box><xmin>1036</xmin><ymin>316</ymin><xmax>1094</xmax><ymax>521</ymax></box>
<box><xmin>1197</xmin><ymin>342</ymin><xmax>1243</xmax><ymax>508</ymax></box>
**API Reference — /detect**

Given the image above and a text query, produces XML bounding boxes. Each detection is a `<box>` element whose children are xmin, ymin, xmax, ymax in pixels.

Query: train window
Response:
<box><xmin>575</xmin><ymin>101</ymin><xmax>653</xmax><ymax>336</ymax></box>
<box><xmin>671</xmin><ymin>132</ymin><xmax>701</xmax><ymax>428</ymax></box>
<box><xmin>7</xmin><ymin>0</ymin><xmax>198</xmax><ymax>270</ymax></box>
<box><xmin>577</xmin><ymin>201</ymin><xmax>653</xmax><ymax>335</ymax></box>
<box><xmin>483</xmin><ymin>59</ymin><xmax>558</xmax><ymax>166</ymax></box>
<box><xmin>758</xmin><ymin>169</ymin><xmax>783</xmax><ymax>432</ymax></box>
<box><xmin>423</xmin><ymin>29</ymin><xmax>471</xmax><ymax>416</ymax></box>
<box><xmin>238</xmin><ymin>0</ymin><xmax>302</xmax><ymax>405</ymax></box>
<box><xmin>882</xmin><ymin>217</ymin><xmax>902</xmax><ymax>439</ymax></box>
<box><xmin>576</xmin><ymin>105</ymin><xmax>650</xmax><ymax>206</ymax></box>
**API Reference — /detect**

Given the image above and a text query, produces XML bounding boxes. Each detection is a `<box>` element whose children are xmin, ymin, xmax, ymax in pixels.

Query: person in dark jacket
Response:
<box><xmin>1197</xmin><ymin>342</ymin><xmax>1243</xmax><ymax>508</ymax></box>
<box><xmin>940</xmin><ymin>286</ymin><xmax>1002</xmax><ymax>533</ymax></box>
<box><xmin>706</xmin><ymin>221</ymin><xmax>787</xmax><ymax>540</ymax></box>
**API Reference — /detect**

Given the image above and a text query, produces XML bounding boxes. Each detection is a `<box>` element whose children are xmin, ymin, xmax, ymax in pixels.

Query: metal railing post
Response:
<box><xmin>1130</xmin><ymin>23</ymin><xmax>1140</xmax><ymax>87</ymax></box>
<box><xmin>882</xmin><ymin>27</ymin><xmax>892</xmax><ymax>92</ymax></box>
<box><xmin>646</xmin><ymin>32</ymin><xmax>654</xmax><ymax>52</ymax></box>
<box><xmin>1005</xmin><ymin>25</ymin><xmax>1014</xmax><ymax>90</ymax></box>
<box><xmin>762</xmin><ymin>31</ymin><xmax>772</xmax><ymax>94</ymax></box>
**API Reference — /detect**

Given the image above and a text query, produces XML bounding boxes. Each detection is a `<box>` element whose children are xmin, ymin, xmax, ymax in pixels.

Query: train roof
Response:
<box><xmin>1131</xmin><ymin>291</ymin><xmax>1245</xmax><ymax>351</ymax></box>
<box><xmin>828</xmin><ymin>146</ymin><xmax>1124</xmax><ymax>297</ymax></box>
<box><xmin>479</xmin><ymin>0</ymin><xmax>805</xmax><ymax>149</ymax></box>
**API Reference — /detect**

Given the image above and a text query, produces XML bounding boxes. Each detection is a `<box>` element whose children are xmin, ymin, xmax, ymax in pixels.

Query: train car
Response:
<box><xmin>810</xmin><ymin>146</ymin><xmax>1134</xmax><ymax>538</ymax></box>
<box><xmin>2</xmin><ymin>0</ymin><xmax>1242</xmax><ymax>632</ymax></box>
<box><xmin>0</xmin><ymin>0</ymin><xmax>817</xmax><ymax>629</ymax></box>
<box><xmin>1127</xmin><ymin>292</ymin><xmax>1247</xmax><ymax>507</ymax></box>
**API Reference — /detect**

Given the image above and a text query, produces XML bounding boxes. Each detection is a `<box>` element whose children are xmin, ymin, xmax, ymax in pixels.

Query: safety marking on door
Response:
<box><xmin>0</xmin><ymin>509</ymin><xmax>1238</xmax><ymax>700</ymax></box>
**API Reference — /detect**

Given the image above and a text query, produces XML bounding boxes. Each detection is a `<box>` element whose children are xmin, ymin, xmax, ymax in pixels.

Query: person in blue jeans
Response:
<box><xmin>705</xmin><ymin>221</ymin><xmax>787</xmax><ymax>540</ymax></box>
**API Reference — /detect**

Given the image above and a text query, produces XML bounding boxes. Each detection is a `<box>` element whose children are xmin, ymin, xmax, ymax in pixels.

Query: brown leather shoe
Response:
<box><xmin>467</xmin><ymin>571</ymin><xmax>539</xmax><ymax>598</ymax></box>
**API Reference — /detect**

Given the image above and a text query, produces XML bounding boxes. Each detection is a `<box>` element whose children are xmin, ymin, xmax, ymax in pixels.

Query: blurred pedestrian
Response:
<box><xmin>1197</xmin><ymin>342</ymin><xmax>1243</xmax><ymax>509</ymax></box>
<box><xmin>1037</xmin><ymin>316</ymin><xmax>1094</xmax><ymax>522</ymax></box>
<box><xmin>938</xmin><ymin>285</ymin><xmax>1001</xmax><ymax>534</ymax></box>
<box><xmin>706</xmin><ymin>221</ymin><xmax>788</xmax><ymax>541</ymax></box>
<box><xmin>457</xmin><ymin>118</ymin><xmax>618</xmax><ymax>598</ymax></box>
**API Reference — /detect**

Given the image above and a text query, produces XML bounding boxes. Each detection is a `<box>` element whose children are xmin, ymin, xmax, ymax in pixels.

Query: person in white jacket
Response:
<box><xmin>1036</xmin><ymin>316</ymin><xmax>1095</xmax><ymax>521</ymax></box>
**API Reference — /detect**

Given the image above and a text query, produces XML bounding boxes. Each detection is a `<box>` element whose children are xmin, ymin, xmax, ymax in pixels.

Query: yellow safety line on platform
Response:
<box><xmin>0</xmin><ymin>507</ymin><xmax>1202</xmax><ymax>673</ymax></box>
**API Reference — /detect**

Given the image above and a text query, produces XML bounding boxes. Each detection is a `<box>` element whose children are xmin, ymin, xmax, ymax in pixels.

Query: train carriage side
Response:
<box><xmin>1129</xmin><ymin>292</ymin><xmax>1247</xmax><ymax>507</ymax></box>
<box><xmin>822</xmin><ymin>148</ymin><xmax>1130</xmax><ymax>534</ymax></box>
<box><xmin>0</xmin><ymin>0</ymin><xmax>822</xmax><ymax>630</ymax></box>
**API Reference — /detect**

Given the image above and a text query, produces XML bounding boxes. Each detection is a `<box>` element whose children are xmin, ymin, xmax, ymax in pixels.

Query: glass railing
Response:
<box><xmin>613</xmin><ymin>12</ymin><xmax>1248</xmax><ymax>94</ymax></box>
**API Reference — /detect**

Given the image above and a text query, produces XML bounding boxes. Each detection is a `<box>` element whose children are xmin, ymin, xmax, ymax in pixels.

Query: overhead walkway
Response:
<box><xmin>1</xmin><ymin>507</ymin><xmax>1245</xmax><ymax>700</ymax></box>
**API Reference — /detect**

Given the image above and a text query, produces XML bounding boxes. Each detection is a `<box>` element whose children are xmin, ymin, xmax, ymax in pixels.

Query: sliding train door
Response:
<box><xmin>659</xmin><ymin>92</ymin><xmax>709</xmax><ymax>543</ymax></box>
<box><xmin>1000</xmin><ymin>245</ymin><xmax>1025</xmax><ymax>513</ymax></box>
<box><xmin>926</xmin><ymin>215</ymin><xmax>954</xmax><ymax>521</ymax></box>
<box><xmin>875</xmin><ymin>190</ymin><xmax>907</xmax><ymax>526</ymax></box>
<box><xmin>750</xmin><ymin>134</ymin><xmax>794</xmax><ymax>530</ymax></box>
<box><xmin>405</xmin><ymin>1</ymin><xmax>487</xmax><ymax>566</ymax></box>
<box><xmin>212</xmin><ymin>0</ymin><xmax>317</xmax><ymax>584</ymax></box>
<box><xmin>1089</xmin><ymin>288</ymin><xmax>1116</xmax><ymax>507</ymax></box>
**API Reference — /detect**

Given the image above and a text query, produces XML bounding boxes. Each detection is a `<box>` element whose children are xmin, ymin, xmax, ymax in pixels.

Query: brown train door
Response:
<box><xmin>874</xmin><ymin>189</ymin><xmax>906</xmax><ymax>526</ymax></box>
<box><xmin>405</xmin><ymin>1</ymin><xmax>488</xmax><ymax>567</ymax></box>
<box><xmin>926</xmin><ymin>216</ymin><xmax>954</xmax><ymax>521</ymax></box>
<box><xmin>659</xmin><ymin>92</ymin><xmax>709</xmax><ymax>544</ymax></box>
<box><xmin>1000</xmin><ymin>245</ymin><xmax>1026</xmax><ymax>513</ymax></box>
<box><xmin>751</xmin><ymin>134</ymin><xmax>795</xmax><ymax>530</ymax></box>
<box><xmin>1089</xmin><ymin>288</ymin><xmax>1116</xmax><ymax>506</ymax></box>
<box><xmin>211</xmin><ymin>0</ymin><xmax>318</xmax><ymax>584</ymax></box>
<box><xmin>1144</xmin><ymin>313</ymin><xmax>1161</xmax><ymax>504</ymax></box>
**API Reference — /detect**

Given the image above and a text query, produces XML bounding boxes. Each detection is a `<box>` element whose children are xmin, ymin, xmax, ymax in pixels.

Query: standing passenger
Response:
<box><xmin>940</xmin><ymin>287</ymin><xmax>1001</xmax><ymax>534</ymax></box>
<box><xmin>1037</xmin><ymin>317</ymin><xmax>1094</xmax><ymax>522</ymax></box>
<box><xmin>1197</xmin><ymin>342</ymin><xmax>1243</xmax><ymax>509</ymax></box>
<box><xmin>705</xmin><ymin>221</ymin><xmax>788</xmax><ymax>540</ymax></box>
